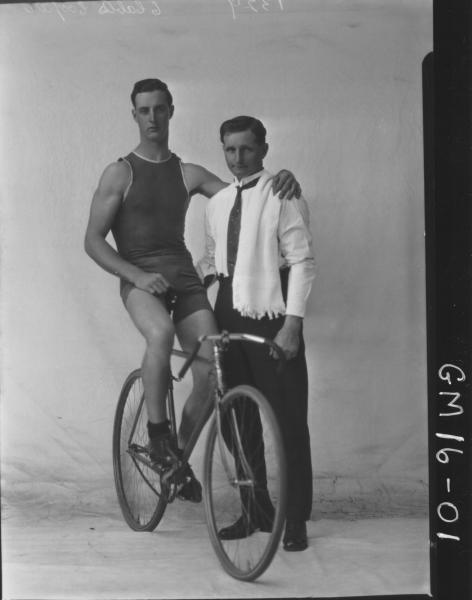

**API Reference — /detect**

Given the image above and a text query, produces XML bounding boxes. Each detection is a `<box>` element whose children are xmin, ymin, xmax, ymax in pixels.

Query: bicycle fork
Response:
<box><xmin>213</xmin><ymin>340</ymin><xmax>256</xmax><ymax>491</ymax></box>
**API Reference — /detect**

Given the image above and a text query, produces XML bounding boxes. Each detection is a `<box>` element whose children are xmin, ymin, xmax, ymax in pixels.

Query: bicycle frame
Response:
<box><xmin>175</xmin><ymin>331</ymin><xmax>285</xmax><ymax>386</ymax></box>
<box><xmin>123</xmin><ymin>333</ymin><xmax>284</xmax><ymax>479</ymax></box>
<box><xmin>114</xmin><ymin>330</ymin><xmax>288</xmax><ymax>579</ymax></box>
<box><xmin>174</xmin><ymin>332</ymin><xmax>285</xmax><ymax>489</ymax></box>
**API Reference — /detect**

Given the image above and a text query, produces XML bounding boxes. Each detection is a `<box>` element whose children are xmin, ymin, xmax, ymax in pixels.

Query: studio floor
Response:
<box><xmin>2</xmin><ymin>485</ymin><xmax>430</xmax><ymax>600</ymax></box>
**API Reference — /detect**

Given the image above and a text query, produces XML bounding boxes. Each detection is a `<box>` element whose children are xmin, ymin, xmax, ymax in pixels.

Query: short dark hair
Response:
<box><xmin>220</xmin><ymin>116</ymin><xmax>267</xmax><ymax>146</ymax></box>
<box><xmin>130</xmin><ymin>78</ymin><xmax>173</xmax><ymax>108</ymax></box>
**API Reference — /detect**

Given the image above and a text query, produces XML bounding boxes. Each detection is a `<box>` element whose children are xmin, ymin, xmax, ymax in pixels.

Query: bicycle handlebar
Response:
<box><xmin>176</xmin><ymin>332</ymin><xmax>286</xmax><ymax>381</ymax></box>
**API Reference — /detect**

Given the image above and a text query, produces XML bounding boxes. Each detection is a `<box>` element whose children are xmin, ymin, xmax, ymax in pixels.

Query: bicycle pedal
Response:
<box><xmin>149</xmin><ymin>462</ymin><xmax>165</xmax><ymax>475</ymax></box>
<box><xmin>160</xmin><ymin>461</ymin><xmax>182</xmax><ymax>484</ymax></box>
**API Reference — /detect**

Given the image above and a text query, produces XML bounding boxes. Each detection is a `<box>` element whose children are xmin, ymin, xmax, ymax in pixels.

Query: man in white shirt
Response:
<box><xmin>198</xmin><ymin>116</ymin><xmax>315</xmax><ymax>551</ymax></box>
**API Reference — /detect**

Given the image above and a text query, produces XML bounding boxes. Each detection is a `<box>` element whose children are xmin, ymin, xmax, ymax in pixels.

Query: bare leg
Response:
<box><xmin>175</xmin><ymin>308</ymin><xmax>219</xmax><ymax>454</ymax></box>
<box><xmin>125</xmin><ymin>288</ymin><xmax>175</xmax><ymax>424</ymax></box>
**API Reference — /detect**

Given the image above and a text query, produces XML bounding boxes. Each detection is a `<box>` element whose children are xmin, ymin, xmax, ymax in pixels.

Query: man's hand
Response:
<box><xmin>272</xmin><ymin>170</ymin><xmax>301</xmax><ymax>200</ymax></box>
<box><xmin>271</xmin><ymin>315</ymin><xmax>303</xmax><ymax>361</ymax></box>
<box><xmin>134</xmin><ymin>272</ymin><xmax>170</xmax><ymax>295</ymax></box>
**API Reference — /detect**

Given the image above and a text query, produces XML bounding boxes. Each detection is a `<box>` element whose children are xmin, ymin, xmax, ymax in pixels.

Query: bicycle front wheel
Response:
<box><xmin>113</xmin><ymin>370</ymin><xmax>168</xmax><ymax>531</ymax></box>
<box><xmin>203</xmin><ymin>385</ymin><xmax>287</xmax><ymax>581</ymax></box>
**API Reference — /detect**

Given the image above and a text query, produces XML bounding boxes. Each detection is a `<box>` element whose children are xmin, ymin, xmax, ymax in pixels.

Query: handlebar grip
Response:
<box><xmin>265</xmin><ymin>339</ymin><xmax>286</xmax><ymax>374</ymax></box>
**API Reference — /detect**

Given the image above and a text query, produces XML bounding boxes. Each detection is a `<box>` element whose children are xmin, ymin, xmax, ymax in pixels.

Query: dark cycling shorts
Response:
<box><xmin>120</xmin><ymin>254</ymin><xmax>212</xmax><ymax>324</ymax></box>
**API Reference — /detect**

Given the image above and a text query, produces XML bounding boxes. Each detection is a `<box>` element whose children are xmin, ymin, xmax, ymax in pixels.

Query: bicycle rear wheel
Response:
<box><xmin>113</xmin><ymin>369</ymin><xmax>168</xmax><ymax>531</ymax></box>
<box><xmin>203</xmin><ymin>385</ymin><xmax>287</xmax><ymax>581</ymax></box>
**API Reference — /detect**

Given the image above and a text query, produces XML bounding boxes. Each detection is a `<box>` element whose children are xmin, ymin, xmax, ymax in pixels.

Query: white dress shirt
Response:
<box><xmin>198</xmin><ymin>169</ymin><xmax>316</xmax><ymax>318</ymax></box>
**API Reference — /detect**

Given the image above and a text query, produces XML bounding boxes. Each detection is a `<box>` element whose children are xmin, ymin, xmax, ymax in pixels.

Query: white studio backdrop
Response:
<box><xmin>1</xmin><ymin>0</ymin><xmax>431</xmax><ymax>520</ymax></box>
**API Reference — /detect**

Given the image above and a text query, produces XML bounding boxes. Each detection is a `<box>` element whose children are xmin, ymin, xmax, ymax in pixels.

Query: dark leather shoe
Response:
<box><xmin>283</xmin><ymin>520</ymin><xmax>308</xmax><ymax>551</ymax></box>
<box><xmin>175</xmin><ymin>463</ymin><xmax>202</xmax><ymax>503</ymax></box>
<box><xmin>148</xmin><ymin>433</ymin><xmax>178</xmax><ymax>471</ymax></box>
<box><xmin>218</xmin><ymin>515</ymin><xmax>273</xmax><ymax>540</ymax></box>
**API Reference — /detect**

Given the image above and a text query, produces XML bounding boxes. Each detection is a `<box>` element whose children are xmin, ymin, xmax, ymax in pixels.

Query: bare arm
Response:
<box><xmin>84</xmin><ymin>162</ymin><xmax>170</xmax><ymax>294</ymax></box>
<box><xmin>182</xmin><ymin>163</ymin><xmax>228</xmax><ymax>198</ymax></box>
<box><xmin>182</xmin><ymin>163</ymin><xmax>301</xmax><ymax>199</ymax></box>
<box><xmin>196</xmin><ymin>204</ymin><xmax>218</xmax><ymax>288</ymax></box>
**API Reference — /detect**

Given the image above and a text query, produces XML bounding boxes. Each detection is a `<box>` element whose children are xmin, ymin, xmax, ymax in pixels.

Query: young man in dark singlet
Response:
<box><xmin>84</xmin><ymin>79</ymin><xmax>300</xmax><ymax>501</ymax></box>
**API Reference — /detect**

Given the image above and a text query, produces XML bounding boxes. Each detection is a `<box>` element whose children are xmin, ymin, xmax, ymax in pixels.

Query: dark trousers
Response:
<box><xmin>214</xmin><ymin>274</ymin><xmax>313</xmax><ymax>522</ymax></box>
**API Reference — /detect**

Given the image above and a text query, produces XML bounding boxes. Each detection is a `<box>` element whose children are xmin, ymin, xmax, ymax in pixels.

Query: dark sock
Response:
<box><xmin>147</xmin><ymin>420</ymin><xmax>171</xmax><ymax>439</ymax></box>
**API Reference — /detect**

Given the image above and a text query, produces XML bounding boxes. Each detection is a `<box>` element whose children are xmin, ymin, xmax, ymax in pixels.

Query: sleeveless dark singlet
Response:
<box><xmin>112</xmin><ymin>152</ymin><xmax>191</xmax><ymax>265</ymax></box>
<box><xmin>112</xmin><ymin>151</ymin><xmax>210</xmax><ymax>320</ymax></box>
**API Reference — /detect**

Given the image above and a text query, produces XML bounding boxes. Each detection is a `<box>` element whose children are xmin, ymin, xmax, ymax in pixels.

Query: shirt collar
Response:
<box><xmin>232</xmin><ymin>168</ymin><xmax>266</xmax><ymax>188</ymax></box>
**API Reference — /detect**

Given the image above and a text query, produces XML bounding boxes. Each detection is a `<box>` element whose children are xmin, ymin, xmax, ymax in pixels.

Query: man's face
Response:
<box><xmin>132</xmin><ymin>90</ymin><xmax>174</xmax><ymax>143</ymax></box>
<box><xmin>222</xmin><ymin>130</ymin><xmax>268</xmax><ymax>180</ymax></box>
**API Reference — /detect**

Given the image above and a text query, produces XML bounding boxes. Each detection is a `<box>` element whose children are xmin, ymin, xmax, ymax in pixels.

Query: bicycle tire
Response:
<box><xmin>203</xmin><ymin>385</ymin><xmax>287</xmax><ymax>581</ymax></box>
<box><xmin>113</xmin><ymin>369</ymin><xmax>168</xmax><ymax>531</ymax></box>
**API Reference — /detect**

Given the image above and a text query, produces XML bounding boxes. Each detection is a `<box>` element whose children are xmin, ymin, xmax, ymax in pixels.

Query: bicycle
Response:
<box><xmin>112</xmin><ymin>331</ymin><xmax>287</xmax><ymax>581</ymax></box>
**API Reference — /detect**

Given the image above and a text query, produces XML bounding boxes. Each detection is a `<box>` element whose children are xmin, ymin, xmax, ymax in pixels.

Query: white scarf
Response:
<box><xmin>216</xmin><ymin>171</ymin><xmax>286</xmax><ymax>319</ymax></box>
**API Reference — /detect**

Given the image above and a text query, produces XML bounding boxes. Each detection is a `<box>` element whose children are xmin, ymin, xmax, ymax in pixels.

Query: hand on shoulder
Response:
<box><xmin>271</xmin><ymin>169</ymin><xmax>302</xmax><ymax>200</ymax></box>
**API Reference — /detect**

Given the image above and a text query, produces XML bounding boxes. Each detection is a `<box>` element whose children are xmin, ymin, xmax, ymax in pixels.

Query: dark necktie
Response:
<box><xmin>227</xmin><ymin>177</ymin><xmax>260</xmax><ymax>277</ymax></box>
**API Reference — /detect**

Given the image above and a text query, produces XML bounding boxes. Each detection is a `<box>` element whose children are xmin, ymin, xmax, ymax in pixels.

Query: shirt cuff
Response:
<box><xmin>285</xmin><ymin>260</ymin><xmax>316</xmax><ymax>317</ymax></box>
<box><xmin>195</xmin><ymin>257</ymin><xmax>216</xmax><ymax>282</ymax></box>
